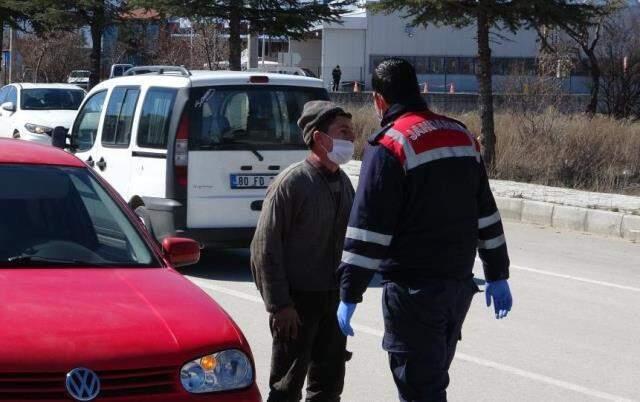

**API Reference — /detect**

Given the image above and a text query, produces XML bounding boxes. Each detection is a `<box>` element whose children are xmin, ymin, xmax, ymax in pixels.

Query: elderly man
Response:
<box><xmin>251</xmin><ymin>101</ymin><xmax>356</xmax><ymax>402</ymax></box>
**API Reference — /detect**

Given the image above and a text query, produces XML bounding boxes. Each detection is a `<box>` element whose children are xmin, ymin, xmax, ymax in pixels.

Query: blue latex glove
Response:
<box><xmin>337</xmin><ymin>301</ymin><xmax>357</xmax><ymax>336</ymax></box>
<box><xmin>485</xmin><ymin>280</ymin><xmax>513</xmax><ymax>319</ymax></box>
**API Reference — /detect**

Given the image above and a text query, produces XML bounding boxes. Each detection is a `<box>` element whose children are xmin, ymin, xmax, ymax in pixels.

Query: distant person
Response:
<box><xmin>336</xmin><ymin>57</ymin><xmax>514</xmax><ymax>402</ymax></box>
<box><xmin>251</xmin><ymin>101</ymin><xmax>356</xmax><ymax>402</ymax></box>
<box><xmin>332</xmin><ymin>65</ymin><xmax>342</xmax><ymax>91</ymax></box>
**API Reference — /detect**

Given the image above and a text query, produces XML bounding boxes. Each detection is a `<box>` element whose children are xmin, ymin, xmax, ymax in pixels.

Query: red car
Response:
<box><xmin>0</xmin><ymin>139</ymin><xmax>261</xmax><ymax>402</ymax></box>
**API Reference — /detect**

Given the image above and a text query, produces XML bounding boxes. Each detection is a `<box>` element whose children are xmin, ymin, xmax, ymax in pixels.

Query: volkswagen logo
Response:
<box><xmin>65</xmin><ymin>368</ymin><xmax>100</xmax><ymax>401</ymax></box>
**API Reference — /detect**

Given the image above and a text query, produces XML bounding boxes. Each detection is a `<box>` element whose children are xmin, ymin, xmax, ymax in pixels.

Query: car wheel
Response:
<box><xmin>12</xmin><ymin>131</ymin><xmax>20</xmax><ymax>139</ymax></box>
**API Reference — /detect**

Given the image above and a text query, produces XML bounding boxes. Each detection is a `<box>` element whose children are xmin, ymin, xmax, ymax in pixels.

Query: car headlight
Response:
<box><xmin>25</xmin><ymin>123</ymin><xmax>53</xmax><ymax>135</ymax></box>
<box><xmin>180</xmin><ymin>349</ymin><xmax>253</xmax><ymax>393</ymax></box>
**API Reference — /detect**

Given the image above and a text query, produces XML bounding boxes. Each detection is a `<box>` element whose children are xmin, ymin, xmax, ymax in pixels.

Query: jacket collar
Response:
<box><xmin>380</xmin><ymin>100</ymin><xmax>429</xmax><ymax>127</ymax></box>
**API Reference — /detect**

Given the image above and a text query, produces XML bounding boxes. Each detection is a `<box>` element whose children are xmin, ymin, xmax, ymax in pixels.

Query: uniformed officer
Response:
<box><xmin>336</xmin><ymin>58</ymin><xmax>513</xmax><ymax>402</ymax></box>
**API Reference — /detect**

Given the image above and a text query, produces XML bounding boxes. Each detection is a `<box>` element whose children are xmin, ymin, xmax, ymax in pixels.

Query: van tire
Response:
<box><xmin>135</xmin><ymin>206</ymin><xmax>156</xmax><ymax>240</ymax></box>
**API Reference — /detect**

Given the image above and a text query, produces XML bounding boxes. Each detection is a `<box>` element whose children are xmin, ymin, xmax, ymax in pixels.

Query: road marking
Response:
<box><xmin>189</xmin><ymin>277</ymin><xmax>636</xmax><ymax>402</ymax></box>
<box><xmin>475</xmin><ymin>259</ymin><xmax>640</xmax><ymax>293</ymax></box>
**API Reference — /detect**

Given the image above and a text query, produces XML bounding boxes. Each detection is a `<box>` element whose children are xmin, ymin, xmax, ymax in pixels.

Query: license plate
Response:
<box><xmin>230</xmin><ymin>174</ymin><xmax>276</xmax><ymax>189</ymax></box>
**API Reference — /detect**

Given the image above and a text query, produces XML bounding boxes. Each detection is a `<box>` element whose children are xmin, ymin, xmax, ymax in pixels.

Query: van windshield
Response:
<box><xmin>189</xmin><ymin>85</ymin><xmax>329</xmax><ymax>150</ymax></box>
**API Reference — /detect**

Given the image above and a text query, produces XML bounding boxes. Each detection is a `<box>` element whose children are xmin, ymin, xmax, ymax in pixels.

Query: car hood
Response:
<box><xmin>19</xmin><ymin>109</ymin><xmax>78</xmax><ymax>129</ymax></box>
<box><xmin>0</xmin><ymin>268</ymin><xmax>248</xmax><ymax>371</ymax></box>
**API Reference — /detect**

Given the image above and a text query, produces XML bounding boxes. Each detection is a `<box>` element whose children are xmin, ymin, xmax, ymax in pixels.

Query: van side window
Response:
<box><xmin>102</xmin><ymin>87</ymin><xmax>140</xmax><ymax>147</ymax></box>
<box><xmin>137</xmin><ymin>88</ymin><xmax>177</xmax><ymax>149</ymax></box>
<box><xmin>72</xmin><ymin>91</ymin><xmax>107</xmax><ymax>152</ymax></box>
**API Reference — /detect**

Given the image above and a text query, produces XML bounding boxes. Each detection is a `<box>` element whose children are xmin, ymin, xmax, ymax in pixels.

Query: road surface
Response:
<box><xmin>182</xmin><ymin>221</ymin><xmax>640</xmax><ymax>402</ymax></box>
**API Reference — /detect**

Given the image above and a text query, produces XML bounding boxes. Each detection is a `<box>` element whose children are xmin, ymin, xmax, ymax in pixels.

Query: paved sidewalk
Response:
<box><xmin>344</xmin><ymin>161</ymin><xmax>640</xmax><ymax>241</ymax></box>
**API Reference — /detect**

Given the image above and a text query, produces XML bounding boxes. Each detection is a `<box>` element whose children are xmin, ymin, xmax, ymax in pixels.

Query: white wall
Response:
<box><xmin>365</xmin><ymin>11</ymin><xmax>539</xmax><ymax>60</ymax></box>
<box><xmin>322</xmin><ymin>28</ymin><xmax>366</xmax><ymax>89</ymax></box>
<box><xmin>284</xmin><ymin>39</ymin><xmax>322</xmax><ymax>76</ymax></box>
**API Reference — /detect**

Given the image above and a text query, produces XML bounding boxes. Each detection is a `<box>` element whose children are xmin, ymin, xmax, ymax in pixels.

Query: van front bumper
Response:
<box><xmin>142</xmin><ymin>197</ymin><xmax>255</xmax><ymax>248</ymax></box>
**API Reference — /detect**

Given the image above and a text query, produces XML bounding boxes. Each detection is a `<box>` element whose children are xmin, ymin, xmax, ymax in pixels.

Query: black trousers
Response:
<box><xmin>382</xmin><ymin>279</ymin><xmax>479</xmax><ymax>402</ymax></box>
<box><xmin>268</xmin><ymin>290</ymin><xmax>347</xmax><ymax>402</ymax></box>
<box><xmin>332</xmin><ymin>80</ymin><xmax>340</xmax><ymax>91</ymax></box>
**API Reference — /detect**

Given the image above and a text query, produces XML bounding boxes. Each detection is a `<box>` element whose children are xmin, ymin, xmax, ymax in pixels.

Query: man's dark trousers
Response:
<box><xmin>268</xmin><ymin>290</ymin><xmax>347</xmax><ymax>402</ymax></box>
<box><xmin>382</xmin><ymin>278</ymin><xmax>480</xmax><ymax>402</ymax></box>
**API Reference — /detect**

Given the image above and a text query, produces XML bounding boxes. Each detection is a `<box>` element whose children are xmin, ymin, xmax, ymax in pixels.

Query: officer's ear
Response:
<box><xmin>373</xmin><ymin>92</ymin><xmax>390</xmax><ymax>115</ymax></box>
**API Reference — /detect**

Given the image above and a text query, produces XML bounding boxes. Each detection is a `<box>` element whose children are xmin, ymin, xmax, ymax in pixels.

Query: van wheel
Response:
<box><xmin>12</xmin><ymin>131</ymin><xmax>20</xmax><ymax>139</ymax></box>
<box><xmin>135</xmin><ymin>206</ymin><xmax>156</xmax><ymax>239</ymax></box>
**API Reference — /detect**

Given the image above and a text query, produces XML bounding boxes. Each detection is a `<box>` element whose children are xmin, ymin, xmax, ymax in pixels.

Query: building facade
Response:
<box><xmin>281</xmin><ymin>7</ymin><xmax>590</xmax><ymax>93</ymax></box>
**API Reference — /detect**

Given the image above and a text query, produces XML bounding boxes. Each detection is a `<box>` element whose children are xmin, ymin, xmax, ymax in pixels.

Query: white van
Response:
<box><xmin>54</xmin><ymin>66</ymin><xmax>329</xmax><ymax>247</ymax></box>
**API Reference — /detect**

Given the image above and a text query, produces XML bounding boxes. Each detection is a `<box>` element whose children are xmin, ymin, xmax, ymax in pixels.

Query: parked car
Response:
<box><xmin>0</xmin><ymin>83</ymin><xmax>85</xmax><ymax>145</ymax></box>
<box><xmin>53</xmin><ymin>65</ymin><xmax>330</xmax><ymax>248</ymax></box>
<box><xmin>0</xmin><ymin>139</ymin><xmax>262</xmax><ymax>402</ymax></box>
<box><xmin>110</xmin><ymin>63</ymin><xmax>134</xmax><ymax>78</ymax></box>
<box><xmin>67</xmin><ymin>69</ymin><xmax>91</xmax><ymax>89</ymax></box>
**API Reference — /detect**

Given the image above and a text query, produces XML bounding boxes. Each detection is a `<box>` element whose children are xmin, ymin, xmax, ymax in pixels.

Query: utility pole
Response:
<box><xmin>8</xmin><ymin>27</ymin><xmax>13</xmax><ymax>83</ymax></box>
<box><xmin>261</xmin><ymin>32</ymin><xmax>266</xmax><ymax>68</ymax></box>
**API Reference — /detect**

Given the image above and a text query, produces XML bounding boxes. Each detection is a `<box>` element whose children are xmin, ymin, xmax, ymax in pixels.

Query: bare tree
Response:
<box><xmin>192</xmin><ymin>19</ymin><xmax>228</xmax><ymax>70</ymax></box>
<box><xmin>535</xmin><ymin>0</ymin><xmax>624</xmax><ymax>115</ymax></box>
<box><xmin>599</xmin><ymin>12</ymin><xmax>640</xmax><ymax>119</ymax></box>
<box><xmin>15</xmin><ymin>30</ymin><xmax>89</xmax><ymax>83</ymax></box>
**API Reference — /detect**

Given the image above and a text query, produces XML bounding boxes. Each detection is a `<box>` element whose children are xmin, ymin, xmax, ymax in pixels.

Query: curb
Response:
<box><xmin>495</xmin><ymin>197</ymin><xmax>639</xmax><ymax>242</ymax></box>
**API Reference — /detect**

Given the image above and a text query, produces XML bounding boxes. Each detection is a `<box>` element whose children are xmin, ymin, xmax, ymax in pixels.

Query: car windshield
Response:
<box><xmin>0</xmin><ymin>165</ymin><xmax>157</xmax><ymax>267</ymax></box>
<box><xmin>71</xmin><ymin>71</ymin><xmax>90</xmax><ymax>78</ymax></box>
<box><xmin>21</xmin><ymin>88</ymin><xmax>85</xmax><ymax>110</ymax></box>
<box><xmin>189</xmin><ymin>85</ymin><xmax>329</xmax><ymax>150</ymax></box>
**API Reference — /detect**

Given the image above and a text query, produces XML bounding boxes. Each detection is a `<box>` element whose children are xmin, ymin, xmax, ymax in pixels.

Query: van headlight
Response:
<box><xmin>25</xmin><ymin>123</ymin><xmax>53</xmax><ymax>135</ymax></box>
<box><xmin>180</xmin><ymin>349</ymin><xmax>253</xmax><ymax>393</ymax></box>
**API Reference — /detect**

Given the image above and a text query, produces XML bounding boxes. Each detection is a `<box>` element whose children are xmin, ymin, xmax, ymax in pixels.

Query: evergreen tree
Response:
<box><xmin>370</xmin><ymin>0</ymin><xmax>607</xmax><ymax>169</ymax></box>
<box><xmin>4</xmin><ymin>0</ymin><xmax>127</xmax><ymax>87</ymax></box>
<box><xmin>134</xmin><ymin>0</ymin><xmax>353</xmax><ymax>71</ymax></box>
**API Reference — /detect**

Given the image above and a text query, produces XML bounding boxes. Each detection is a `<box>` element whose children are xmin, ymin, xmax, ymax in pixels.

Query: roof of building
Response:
<box><xmin>0</xmin><ymin>139</ymin><xmax>84</xmax><ymax>167</ymax></box>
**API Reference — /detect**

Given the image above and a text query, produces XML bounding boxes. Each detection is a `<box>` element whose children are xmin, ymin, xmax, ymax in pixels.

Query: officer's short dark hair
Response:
<box><xmin>372</xmin><ymin>58</ymin><xmax>422</xmax><ymax>105</ymax></box>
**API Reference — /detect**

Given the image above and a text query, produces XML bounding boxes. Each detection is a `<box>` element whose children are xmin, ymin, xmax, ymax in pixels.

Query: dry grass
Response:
<box><xmin>346</xmin><ymin>104</ymin><xmax>640</xmax><ymax>195</ymax></box>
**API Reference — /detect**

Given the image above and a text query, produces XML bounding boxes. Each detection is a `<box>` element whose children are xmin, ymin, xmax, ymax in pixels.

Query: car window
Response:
<box><xmin>190</xmin><ymin>86</ymin><xmax>329</xmax><ymax>150</ymax></box>
<box><xmin>0</xmin><ymin>165</ymin><xmax>156</xmax><ymax>267</ymax></box>
<box><xmin>72</xmin><ymin>91</ymin><xmax>107</xmax><ymax>152</ymax></box>
<box><xmin>102</xmin><ymin>87</ymin><xmax>140</xmax><ymax>147</ymax></box>
<box><xmin>0</xmin><ymin>86</ymin><xmax>9</xmax><ymax>104</ymax></box>
<box><xmin>137</xmin><ymin>88</ymin><xmax>177</xmax><ymax>149</ymax></box>
<box><xmin>6</xmin><ymin>86</ymin><xmax>17</xmax><ymax>105</ymax></box>
<box><xmin>20</xmin><ymin>89</ymin><xmax>85</xmax><ymax>110</ymax></box>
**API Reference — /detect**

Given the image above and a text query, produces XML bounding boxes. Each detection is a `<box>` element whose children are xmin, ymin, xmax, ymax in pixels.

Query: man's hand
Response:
<box><xmin>271</xmin><ymin>306</ymin><xmax>302</xmax><ymax>341</ymax></box>
<box><xmin>337</xmin><ymin>301</ymin><xmax>357</xmax><ymax>336</ymax></box>
<box><xmin>485</xmin><ymin>280</ymin><xmax>513</xmax><ymax>319</ymax></box>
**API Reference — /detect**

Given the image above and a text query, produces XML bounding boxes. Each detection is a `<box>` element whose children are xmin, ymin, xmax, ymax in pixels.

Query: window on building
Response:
<box><xmin>459</xmin><ymin>57</ymin><xmax>474</xmax><ymax>75</ymax></box>
<box><xmin>429</xmin><ymin>57</ymin><xmax>445</xmax><ymax>74</ymax></box>
<box><xmin>446</xmin><ymin>57</ymin><xmax>460</xmax><ymax>74</ymax></box>
<box><xmin>414</xmin><ymin>56</ymin><xmax>429</xmax><ymax>74</ymax></box>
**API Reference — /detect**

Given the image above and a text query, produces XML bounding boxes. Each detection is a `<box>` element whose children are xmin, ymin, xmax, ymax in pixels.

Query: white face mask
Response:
<box><xmin>323</xmin><ymin>135</ymin><xmax>355</xmax><ymax>165</ymax></box>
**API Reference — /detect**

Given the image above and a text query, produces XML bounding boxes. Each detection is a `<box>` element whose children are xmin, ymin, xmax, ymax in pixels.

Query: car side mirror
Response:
<box><xmin>1</xmin><ymin>102</ymin><xmax>16</xmax><ymax>113</ymax></box>
<box><xmin>51</xmin><ymin>126</ymin><xmax>69</xmax><ymax>149</ymax></box>
<box><xmin>162</xmin><ymin>237</ymin><xmax>201</xmax><ymax>268</ymax></box>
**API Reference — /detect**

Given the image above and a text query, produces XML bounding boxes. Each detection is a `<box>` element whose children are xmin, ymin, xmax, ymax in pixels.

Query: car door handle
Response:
<box><xmin>96</xmin><ymin>157</ymin><xmax>107</xmax><ymax>171</ymax></box>
<box><xmin>86</xmin><ymin>156</ymin><xmax>95</xmax><ymax>167</ymax></box>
